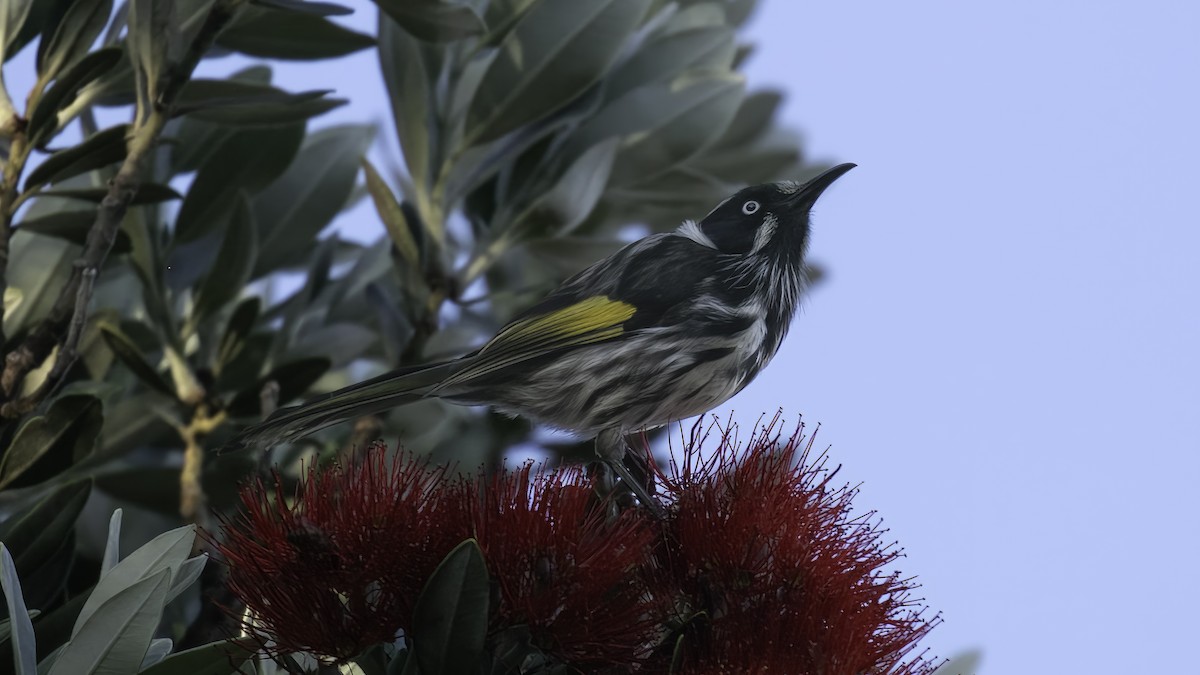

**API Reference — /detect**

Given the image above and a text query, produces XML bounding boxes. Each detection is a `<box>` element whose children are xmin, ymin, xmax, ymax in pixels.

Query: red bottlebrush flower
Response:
<box><xmin>463</xmin><ymin>462</ymin><xmax>663</xmax><ymax>671</ymax></box>
<box><xmin>653</xmin><ymin>415</ymin><xmax>940</xmax><ymax>675</ymax></box>
<box><xmin>207</xmin><ymin>442</ymin><xmax>464</xmax><ymax>663</ymax></box>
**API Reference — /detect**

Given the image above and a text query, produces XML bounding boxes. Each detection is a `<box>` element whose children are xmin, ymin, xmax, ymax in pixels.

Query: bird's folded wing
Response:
<box><xmin>434</xmin><ymin>295</ymin><xmax>636</xmax><ymax>387</ymax></box>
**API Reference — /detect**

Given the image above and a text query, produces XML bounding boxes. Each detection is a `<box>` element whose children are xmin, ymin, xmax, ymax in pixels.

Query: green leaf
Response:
<box><xmin>25</xmin><ymin>124</ymin><xmax>128</xmax><ymax>190</ymax></box>
<box><xmin>372</xmin><ymin>0</ymin><xmax>484</xmax><ymax>43</ymax></box>
<box><xmin>465</xmin><ymin>0</ymin><xmax>650</xmax><ymax>145</ymax></box>
<box><xmin>29</xmin><ymin>47</ymin><xmax>123</xmax><ymax>146</ymax></box>
<box><xmin>215</xmin><ymin>297</ymin><xmax>261</xmax><ymax>372</ymax></box>
<box><xmin>1</xmin><ymin>546</ymin><xmax>37</xmax><ymax>675</ymax></box>
<box><xmin>48</xmin><ymin>569</ymin><xmax>171</xmax><ymax>675</ymax></box>
<box><xmin>519</xmin><ymin>137</ymin><xmax>618</xmax><ymax>236</ymax></box>
<box><xmin>127</xmin><ymin>0</ymin><xmax>175</xmax><ymax>117</ymax></box>
<box><xmin>173</xmin><ymin>122</ymin><xmax>305</xmax><ymax>243</ymax></box>
<box><xmin>0</xmin><ymin>0</ymin><xmax>35</xmax><ymax>61</ymax></box>
<box><xmin>362</xmin><ymin>159</ymin><xmax>418</xmax><ymax>266</ymax></box>
<box><xmin>175</xmin><ymin>78</ymin><xmax>345</xmax><ymax>126</ymax></box>
<box><xmin>191</xmin><ymin>193</ymin><xmax>257</xmax><ymax>324</ymax></box>
<box><xmin>227</xmin><ymin>357</ymin><xmax>331</xmax><ymax>417</ymax></box>
<box><xmin>378</xmin><ymin>12</ymin><xmax>434</xmax><ymax>189</ymax></box>
<box><xmin>101</xmin><ymin>509</ymin><xmax>121</xmax><ymax>573</ymax></box>
<box><xmin>603</xmin><ymin>24</ymin><xmax>734</xmax><ymax>102</ymax></box>
<box><xmin>168</xmin><ymin>66</ymin><xmax>272</xmax><ymax>174</ymax></box>
<box><xmin>37</xmin><ymin>182</ymin><xmax>180</xmax><ymax>205</ymax></box>
<box><xmin>71</xmin><ymin>525</ymin><xmax>195</xmax><ymax>638</ymax></box>
<box><xmin>38</xmin><ymin>0</ymin><xmax>114</xmax><ymax>81</ymax></box>
<box><xmin>216</xmin><ymin>6</ymin><xmax>374</xmax><ymax>60</ymax></box>
<box><xmin>0</xmin><ymin>481</ymin><xmax>91</xmax><ymax>580</ymax></box>
<box><xmin>98</xmin><ymin>323</ymin><xmax>174</xmax><ymax>396</ymax></box>
<box><xmin>140</xmin><ymin>638</ymin><xmax>172</xmax><ymax>670</ymax></box>
<box><xmin>252</xmin><ymin>0</ymin><xmax>352</xmax><ymax>16</ymax></box>
<box><xmin>932</xmin><ymin>650</ymin><xmax>983</xmax><ymax>675</ymax></box>
<box><xmin>0</xmin><ymin>396</ymin><xmax>103</xmax><ymax>490</ymax></box>
<box><xmin>16</xmin><ymin>210</ymin><xmax>131</xmax><ymax>254</ymax></box>
<box><xmin>136</xmin><ymin>638</ymin><xmax>257</xmax><ymax>675</ymax></box>
<box><xmin>411</xmin><ymin>539</ymin><xmax>489</xmax><ymax>675</ymax></box>
<box><xmin>251</xmin><ymin>124</ymin><xmax>373</xmax><ymax>275</ymax></box>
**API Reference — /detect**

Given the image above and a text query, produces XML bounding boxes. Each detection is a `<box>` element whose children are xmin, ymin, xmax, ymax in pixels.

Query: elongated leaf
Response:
<box><xmin>411</xmin><ymin>540</ymin><xmax>489</xmax><ymax>675</ymax></box>
<box><xmin>168</xmin><ymin>66</ymin><xmax>272</xmax><ymax>173</ymax></box>
<box><xmin>38</xmin><ymin>182</ymin><xmax>180</xmax><ymax>204</ymax></box>
<box><xmin>0</xmin><ymin>396</ymin><xmax>103</xmax><ymax>490</ymax></box>
<box><xmin>136</xmin><ymin>638</ymin><xmax>256</xmax><ymax>675</ymax></box>
<box><xmin>362</xmin><ymin>159</ymin><xmax>418</xmax><ymax>266</ymax></box>
<box><xmin>0</xmin><ymin>0</ymin><xmax>35</xmax><ymax>60</ymax></box>
<box><xmin>378</xmin><ymin>12</ymin><xmax>434</xmax><ymax>189</ymax></box>
<box><xmin>99</xmin><ymin>323</ymin><xmax>174</xmax><ymax>396</ymax></box>
<box><xmin>38</xmin><ymin>0</ymin><xmax>114</xmax><ymax>80</ymax></box>
<box><xmin>603</xmin><ymin>25</ymin><xmax>734</xmax><ymax>102</ymax></box>
<box><xmin>0</xmin><ymin>482</ymin><xmax>91</xmax><ymax>580</ymax></box>
<box><xmin>192</xmin><ymin>192</ymin><xmax>257</xmax><ymax>323</ymax></box>
<box><xmin>49</xmin><ymin>569</ymin><xmax>171</xmax><ymax>675</ymax></box>
<box><xmin>71</xmin><ymin>525</ymin><xmax>195</xmax><ymax>638</ymax></box>
<box><xmin>140</xmin><ymin>637</ymin><xmax>172</xmax><ymax>669</ymax></box>
<box><xmin>466</xmin><ymin>0</ymin><xmax>650</xmax><ymax>144</ymax></box>
<box><xmin>101</xmin><ymin>509</ymin><xmax>122</xmax><ymax>574</ymax></box>
<box><xmin>252</xmin><ymin>125</ymin><xmax>373</xmax><ymax>275</ymax></box>
<box><xmin>165</xmin><ymin>555</ymin><xmax>205</xmax><ymax>603</ymax></box>
<box><xmin>372</xmin><ymin>0</ymin><xmax>484</xmax><ymax>42</ymax></box>
<box><xmin>25</xmin><ymin>124</ymin><xmax>128</xmax><ymax>190</ymax></box>
<box><xmin>216</xmin><ymin>6</ymin><xmax>374</xmax><ymax>59</ymax></box>
<box><xmin>16</xmin><ymin>210</ymin><xmax>132</xmax><ymax>254</ymax></box>
<box><xmin>1</xmin><ymin>546</ymin><xmax>37</xmax><ymax>675</ymax></box>
<box><xmin>127</xmin><ymin>0</ymin><xmax>175</xmax><ymax>114</ymax></box>
<box><xmin>610</xmin><ymin>74</ymin><xmax>745</xmax><ymax>182</ymax></box>
<box><xmin>29</xmin><ymin>47</ymin><xmax>122</xmax><ymax>145</ymax></box>
<box><xmin>253</xmin><ymin>0</ymin><xmax>352</xmax><ymax>16</ymax></box>
<box><xmin>227</xmin><ymin>357</ymin><xmax>330</xmax><ymax>417</ymax></box>
<box><xmin>174</xmin><ymin>123</ymin><xmax>304</xmax><ymax>243</ymax></box>
<box><xmin>521</xmin><ymin>137</ymin><xmax>618</xmax><ymax>236</ymax></box>
<box><xmin>216</xmin><ymin>297</ymin><xmax>260</xmax><ymax>372</ymax></box>
<box><xmin>175</xmin><ymin>79</ymin><xmax>345</xmax><ymax>125</ymax></box>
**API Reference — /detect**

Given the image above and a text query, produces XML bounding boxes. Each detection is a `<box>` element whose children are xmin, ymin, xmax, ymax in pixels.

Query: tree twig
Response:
<box><xmin>0</xmin><ymin>0</ymin><xmax>245</xmax><ymax>412</ymax></box>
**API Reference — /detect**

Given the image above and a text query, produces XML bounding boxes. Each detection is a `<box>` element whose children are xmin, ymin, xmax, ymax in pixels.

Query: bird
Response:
<box><xmin>226</xmin><ymin>163</ymin><xmax>856</xmax><ymax>512</ymax></box>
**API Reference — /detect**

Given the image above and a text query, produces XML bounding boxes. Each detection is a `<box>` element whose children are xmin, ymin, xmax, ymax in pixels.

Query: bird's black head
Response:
<box><xmin>695</xmin><ymin>163</ymin><xmax>856</xmax><ymax>256</ymax></box>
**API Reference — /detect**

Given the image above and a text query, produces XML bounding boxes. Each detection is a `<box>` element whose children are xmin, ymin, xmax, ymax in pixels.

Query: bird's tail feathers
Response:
<box><xmin>223</xmin><ymin>360</ymin><xmax>460</xmax><ymax>453</ymax></box>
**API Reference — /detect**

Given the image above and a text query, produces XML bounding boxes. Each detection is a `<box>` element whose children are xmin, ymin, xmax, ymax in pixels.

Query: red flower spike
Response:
<box><xmin>654</xmin><ymin>414</ymin><xmax>941</xmax><ymax>675</ymax></box>
<box><xmin>463</xmin><ymin>462</ymin><xmax>663</xmax><ymax>671</ymax></box>
<box><xmin>206</xmin><ymin>442</ymin><xmax>464</xmax><ymax>663</ymax></box>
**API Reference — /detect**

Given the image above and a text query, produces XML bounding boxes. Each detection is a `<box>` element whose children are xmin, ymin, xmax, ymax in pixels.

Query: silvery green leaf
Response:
<box><xmin>372</xmin><ymin>0</ymin><xmax>484</xmax><ymax>43</ymax></box>
<box><xmin>411</xmin><ymin>540</ymin><xmax>489</xmax><ymax>675</ymax></box>
<box><xmin>253</xmin><ymin>0</ymin><xmax>353</xmax><ymax>16</ymax></box>
<box><xmin>1</xmin><ymin>545</ymin><xmax>37</xmax><ymax>675</ymax></box>
<box><xmin>252</xmin><ymin>124</ymin><xmax>374</xmax><ymax>276</ymax></box>
<box><xmin>38</xmin><ymin>0</ymin><xmax>114</xmax><ymax>80</ymax></box>
<box><xmin>165</xmin><ymin>555</ymin><xmax>206</xmax><ymax>603</ymax></box>
<box><xmin>49</xmin><ymin>569</ymin><xmax>172</xmax><ymax>675</ymax></box>
<box><xmin>611</xmin><ymin>73</ymin><xmax>745</xmax><ymax>183</ymax></box>
<box><xmin>135</xmin><ymin>638</ymin><xmax>257</xmax><ymax>675</ymax></box>
<box><xmin>465</xmin><ymin>0</ymin><xmax>651</xmax><ymax>145</ymax></box>
<box><xmin>17</xmin><ymin>210</ymin><xmax>132</xmax><ymax>253</ymax></box>
<box><xmin>139</xmin><ymin>638</ymin><xmax>173</xmax><ymax>669</ymax></box>
<box><xmin>71</xmin><ymin>525</ymin><xmax>195</xmax><ymax>639</ymax></box>
<box><xmin>101</xmin><ymin>509</ymin><xmax>122</xmax><ymax>574</ymax></box>
<box><xmin>521</xmin><ymin>138</ymin><xmax>619</xmax><ymax>236</ymax></box>
<box><xmin>378</xmin><ymin>13</ymin><xmax>435</xmax><ymax>190</ymax></box>
<box><xmin>4</xmin><ymin>230</ymin><xmax>74</xmax><ymax>337</ymax></box>
<box><xmin>603</xmin><ymin>24</ymin><xmax>734</xmax><ymax>102</ymax></box>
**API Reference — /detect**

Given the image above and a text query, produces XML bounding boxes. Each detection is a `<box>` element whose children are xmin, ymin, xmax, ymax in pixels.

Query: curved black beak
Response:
<box><xmin>789</xmin><ymin>162</ymin><xmax>856</xmax><ymax>208</ymax></box>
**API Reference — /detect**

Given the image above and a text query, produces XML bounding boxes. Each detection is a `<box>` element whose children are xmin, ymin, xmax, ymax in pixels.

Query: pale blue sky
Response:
<box><xmin>10</xmin><ymin>1</ymin><xmax>1198</xmax><ymax>672</ymax></box>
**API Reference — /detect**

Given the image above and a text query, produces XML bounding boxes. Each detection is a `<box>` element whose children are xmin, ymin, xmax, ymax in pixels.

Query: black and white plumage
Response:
<box><xmin>227</xmin><ymin>164</ymin><xmax>855</xmax><ymax>509</ymax></box>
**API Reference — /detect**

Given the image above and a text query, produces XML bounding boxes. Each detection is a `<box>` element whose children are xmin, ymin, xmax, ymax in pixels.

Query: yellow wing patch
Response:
<box><xmin>481</xmin><ymin>295</ymin><xmax>636</xmax><ymax>355</ymax></box>
<box><xmin>436</xmin><ymin>296</ymin><xmax>636</xmax><ymax>389</ymax></box>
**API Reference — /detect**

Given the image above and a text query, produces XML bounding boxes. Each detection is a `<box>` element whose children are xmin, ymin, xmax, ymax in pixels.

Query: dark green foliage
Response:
<box><xmin>0</xmin><ymin>0</ymin><xmax>812</xmax><ymax>671</ymax></box>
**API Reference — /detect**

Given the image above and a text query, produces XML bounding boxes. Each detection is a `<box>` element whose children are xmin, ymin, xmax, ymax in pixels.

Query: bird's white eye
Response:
<box><xmin>742</xmin><ymin>200</ymin><xmax>760</xmax><ymax>215</ymax></box>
